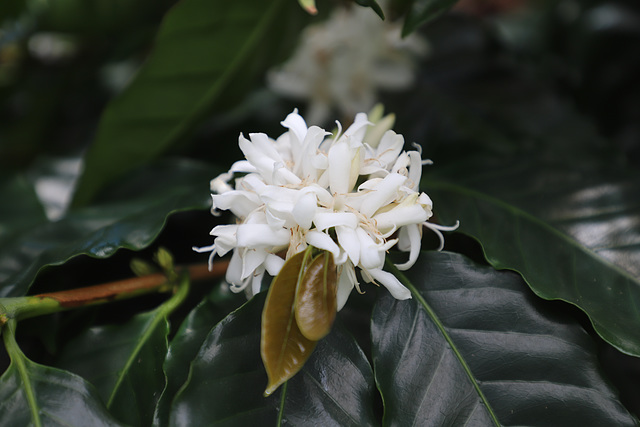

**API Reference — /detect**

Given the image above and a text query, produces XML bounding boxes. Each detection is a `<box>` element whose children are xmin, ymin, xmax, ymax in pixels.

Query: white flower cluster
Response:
<box><xmin>267</xmin><ymin>3</ymin><xmax>428</xmax><ymax>125</ymax></box>
<box><xmin>194</xmin><ymin>110</ymin><xmax>456</xmax><ymax>310</ymax></box>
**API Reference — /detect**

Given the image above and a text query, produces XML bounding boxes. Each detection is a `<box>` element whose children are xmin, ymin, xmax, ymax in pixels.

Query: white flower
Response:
<box><xmin>194</xmin><ymin>109</ymin><xmax>457</xmax><ymax>310</ymax></box>
<box><xmin>267</xmin><ymin>3</ymin><xmax>429</xmax><ymax>125</ymax></box>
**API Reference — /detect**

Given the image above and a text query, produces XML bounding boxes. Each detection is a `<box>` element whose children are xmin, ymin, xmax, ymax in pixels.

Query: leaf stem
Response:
<box><xmin>385</xmin><ymin>259</ymin><xmax>501</xmax><ymax>426</ymax></box>
<box><xmin>2</xmin><ymin>320</ymin><xmax>42</xmax><ymax>427</ymax></box>
<box><xmin>0</xmin><ymin>261</ymin><xmax>228</xmax><ymax>326</ymax></box>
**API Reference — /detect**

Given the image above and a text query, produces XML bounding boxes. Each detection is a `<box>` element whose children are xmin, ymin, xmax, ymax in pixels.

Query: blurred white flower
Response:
<box><xmin>194</xmin><ymin>110</ymin><xmax>456</xmax><ymax>309</ymax></box>
<box><xmin>267</xmin><ymin>4</ymin><xmax>428</xmax><ymax>124</ymax></box>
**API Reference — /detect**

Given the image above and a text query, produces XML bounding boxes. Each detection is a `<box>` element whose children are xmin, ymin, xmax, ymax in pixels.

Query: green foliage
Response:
<box><xmin>71</xmin><ymin>0</ymin><xmax>306</xmax><ymax>207</ymax></box>
<box><xmin>1</xmin><ymin>0</ymin><xmax>640</xmax><ymax>424</ymax></box>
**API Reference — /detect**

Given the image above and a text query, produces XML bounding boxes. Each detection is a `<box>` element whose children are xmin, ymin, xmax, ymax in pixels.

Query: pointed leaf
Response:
<box><xmin>55</xmin><ymin>280</ymin><xmax>188</xmax><ymax>426</ymax></box>
<box><xmin>167</xmin><ymin>293</ymin><xmax>377</xmax><ymax>426</ymax></box>
<box><xmin>72</xmin><ymin>0</ymin><xmax>305</xmax><ymax>206</ymax></box>
<box><xmin>295</xmin><ymin>251</ymin><xmax>338</xmax><ymax>341</ymax></box>
<box><xmin>0</xmin><ymin>159</ymin><xmax>213</xmax><ymax>297</ymax></box>
<box><xmin>426</xmin><ymin>163</ymin><xmax>640</xmax><ymax>356</ymax></box>
<box><xmin>372</xmin><ymin>252</ymin><xmax>636</xmax><ymax>425</ymax></box>
<box><xmin>261</xmin><ymin>250</ymin><xmax>317</xmax><ymax>396</ymax></box>
<box><xmin>0</xmin><ymin>359</ymin><xmax>124</xmax><ymax>427</ymax></box>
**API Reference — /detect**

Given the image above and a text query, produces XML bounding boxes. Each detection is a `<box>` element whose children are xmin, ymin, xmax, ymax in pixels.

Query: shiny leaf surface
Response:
<box><xmin>373</xmin><ymin>251</ymin><xmax>637</xmax><ymax>426</ymax></box>
<box><xmin>167</xmin><ymin>293</ymin><xmax>377</xmax><ymax>426</ymax></box>
<box><xmin>261</xmin><ymin>250</ymin><xmax>317</xmax><ymax>396</ymax></box>
<box><xmin>426</xmin><ymin>162</ymin><xmax>640</xmax><ymax>356</ymax></box>
<box><xmin>55</xmin><ymin>278</ymin><xmax>188</xmax><ymax>426</ymax></box>
<box><xmin>295</xmin><ymin>251</ymin><xmax>338</xmax><ymax>341</ymax></box>
<box><xmin>72</xmin><ymin>0</ymin><xmax>303</xmax><ymax>206</ymax></box>
<box><xmin>0</xmin><ymin>159</ymin><xmax>213</xmax><ymax>297</ymax></box>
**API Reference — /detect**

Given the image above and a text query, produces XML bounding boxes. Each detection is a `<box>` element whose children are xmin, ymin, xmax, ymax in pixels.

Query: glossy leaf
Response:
<box><xmin>0</xmin><ymin>159</ymin><xmax>213</xmax><ymax>297</ymax></box>
<box><xmin>372</xmin><ymin>251</ymin><xmax>637</xmax><ymax>425</ymax></box>
<box><xmin>0</xmin><ymin>321</ymin><xmax>123</xmax><ymax>427</ymax></box>
<box><xmin>402</xmin><ymin>0</ymin><xmax>460</xmax><ymax>36</ymax></box>
<box><xmin>167</xmin><ymin>293</ymin><xmax>377</xmax><ymax>426</ymax></box>
<box><xmin>152</xmin><ymin>284</ymin><xmax>243</xmax><ymax>427</ymax></box>
<box><xmin>55</xmin><ymin>278</ymin><xmax>188</xmax><ymax>426</ymax></box>
<box><xmin>261</xmin><ymin>250</ymin><xmax>317</xmax><ymax>396</ymax></box>
<box><xmin>72</xmin><ymin>0</ymin><xmax>304</xmax><ymax>206</ymax></box>
<box><xmin>426</xmin><ymin>163</ymin><xmax>640</xmax><ymax>356</ymax></box>
<box><xmin>295</xmin><ymin>251</ymin><xmax>338</xmax><ymax>341</ymax></box>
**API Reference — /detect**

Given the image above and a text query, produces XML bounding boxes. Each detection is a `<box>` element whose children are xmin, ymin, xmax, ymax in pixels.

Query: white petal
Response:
<box><xmin>394</xmin><ymin>224</ymin><xmax>422</xmax><ymax>271</ymax></box>
<box><xmin>236</xmin><ymin>224</ymin><xmax>290</xmax><ymax>248</ymax></box>
<box><xmin>292</xmin><ymin>192</ymin><xmax>317</xmax><ymax>230</ymax></box>
<box><xmin>366</xmin><ymin>268</ymin><xmax>411</xmax><ymax>300</ymax></box>
<box><xmin>212</xmin><ymin>191</ymin><xmax>260</xmax><ymax>218</ymax></box>
<box><xmin>251</xmin><ymin>270</ymin><xmax>265</xmax><ymax>296</ymax></box>
<box><xmin>356</xmin><ymin>228</ymin><xmax>385</xmax><ymax>270</ymax></box>
<box><xmin>280</xmin><ymin>109</ymin><xmax>308</xmax><ymax>143</ymax></box>
<box><xmin>225</xmin><ymin>250</ymin><xmax>244</xmax><ymax>289</ymax></box>
<box><xmin>241</xmin><ymin>249</ymin><xmax>268</xmax><ymax>280</ymax></box>
<box><xmin>328</xmin><ymin>141</ymin><xmax>351</xmax><ymax>194</ymax></box>
<box><xmin>337</xmin><ymin>262</ymin><xmax>357</xmax><ymax>311</ymax></box>
<box><xmin>313</xmin><ymin>211</ymin><xmax>358</xmax><ymax>230</ymax></box>
<box><xmin>336</xmin><ymin>225</ymin><xmax>360</xmax><ymax>266</ymax></box>
<box><xmin>306</xmin><ymin>230</ymin><xmax>344</xmax><ymax>263</ymax></box>
<box><xmin>359</xmin><ymin>173</ymin><xmax>406</xmax><ymax>217</ymax></box>
<box><xmin>264</xmin><ymin>254</ymin><xmax>285</xmax><ymax>276</ymax></box>
<box><xmin>374</xmin><ymin>204</ymin><xmax>428</xmax><ymax>234</ymax></box>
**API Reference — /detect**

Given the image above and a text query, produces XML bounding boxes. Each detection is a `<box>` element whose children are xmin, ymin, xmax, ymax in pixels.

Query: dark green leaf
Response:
<box><xmin>72</xmin><ymin>0</ymin><xmax>305</xmax><ymax>206</ymax></box>
<box><xmin>373</xmin><ymin>251</ymin><xmax>637</xmax><ymax>425</ymax></box>
<box><xmin>153</xmin><ymin>284</ymin><xmax>241</xmax><ymax>427</ymax></box>
<box><xmin>51</xmin><ymin>272</ymin><xmax>188</xmax><ymax>426</ymax></box>
<box><xmin>0</xmin><ymin>159</ymin><xmax>213</xmax><ymax>297</ymax></box>
<box><xmin>426</xmin><ymin>162</ymin><xmax>640</xmax><ymax>356</ymax></box>
<box><xmin>402</xmin><ymin>0</ymin><xmax>460</xmax><ymax>36</ymax></box>
<box><xmin>0</xmin><ymin>176</ymin><xmax>46</xmax><ymax>246</ymax></box>
<box><xmin>0</xmin><ymin>359</ymin><xmax>123</xmax><ymax>427</ymax></box>
<box><xmin>167</xmin><ymin>293</ymin><xmax>377</xmax><ymax>426</ymax></box>
<box><xmin>354</xmin><ymin>0</ymin><xmax>385</xmax><ymax>20</ymax></box>
<box><xmin>0</xmin><ymin>321</ymin><xmax>123</xmax><ymax>427</ymax></box>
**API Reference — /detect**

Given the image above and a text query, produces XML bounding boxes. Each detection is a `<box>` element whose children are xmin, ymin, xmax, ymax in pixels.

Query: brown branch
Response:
<box><xmin>35</xmin><ymin>260</ymin><xmax>229</xmax><ymax>308</ymax></box>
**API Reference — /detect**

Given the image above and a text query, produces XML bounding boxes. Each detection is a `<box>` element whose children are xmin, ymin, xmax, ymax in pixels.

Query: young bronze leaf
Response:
<box><xmin>295</xmin><ymin>251</ymin><xmax>338</xmax><ymax>341</ymax></box>
<box><xmin>261</xmin><ymin>249</ymin><xmax>317</xmax><ymax>396</ymax></box>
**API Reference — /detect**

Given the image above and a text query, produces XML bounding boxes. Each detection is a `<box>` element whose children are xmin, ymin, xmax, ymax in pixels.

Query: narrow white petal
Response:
<box><xmin>241</xmin><ymin>249</ymin><xmax>268</xmax><ymax>280</ymax></box>
<box><xmin>337</xmin><ymin>262</ymin><xmax>357</xmax><ymax>311</ymax></box>
<box><xmin>313</xmin><ymin>211</ymin><xmax>358</xmax><ymax>230</ymax></box>
<box><xmin>357</xmin><ymin>228</ymin><xmax>385</xmax><ymax>270</ymax></box>
<box><xmin>374</xmin><ymin>204</ymin><xmax>428</xmax><ymax>234</ymax></box>
<box><xmin>366</xmin><ymin>268</ymin><xmax>411</xmax><ymax>300</ymax></box>
<box><xmin>225</xmin><ymin>250</ymin><xmax>244</xmax><ymax>289</ymax></box>
<box><xmin>212</xmin><ymin>191</ymin><xmax>260</xmax><ymax>218</ymax></box>
<box><xmin>336</xmin><ymin>225</ymin><xmax>360</xmax><ymax>266</ymax></box>
<box><xmin>264</xmin><ymin>254</ymin><xmax>285</xmax><ymax>276</ymax></box>
<box><xmin>394</xmin><ymin>224</ymin><xmax>422</xmax><ymax>271</ymax></box>
<box><xmin>280</xmin><ymin>109</ymin><xmax>308</xmax><ymax>143</ymax></box>
<box><xmin>328</xmin><ymin>141</ymin><xmax>351</xmax><ymax>194</ymax></box>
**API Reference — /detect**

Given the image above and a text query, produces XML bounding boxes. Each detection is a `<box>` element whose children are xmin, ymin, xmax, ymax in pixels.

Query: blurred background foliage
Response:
<box><xmin>1</xmin><ymin>0</ymin><xmax>640</xmax><ymax>422</ymax></box>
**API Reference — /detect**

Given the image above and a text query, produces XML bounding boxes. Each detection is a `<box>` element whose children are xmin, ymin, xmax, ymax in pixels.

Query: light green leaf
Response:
<box><xmin>72</xmin><ymin>0</ymin><xmax>305</xmax><ymax>206</ymax></box>
<box><xmin>373</xmin><ymin>252</ymin><xmax>637</xmax><ymax>425</ymax></box>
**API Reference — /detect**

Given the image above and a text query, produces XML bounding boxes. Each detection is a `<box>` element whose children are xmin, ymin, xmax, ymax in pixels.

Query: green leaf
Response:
<box><xmin>166</xmin><ymin>293</ymin><xmax>377</xmax><ymax>426</ymax></box>
<box><xmin>373</xmin><ymin>252</ymin><xmax>637</xmax><ymax>425</ymax></box>
<box><xmin>0</xmin><ymin>176</ymin><xmax>46</xmax><ymax>246</ymax></box>
<box><xmin>153</xmin><ymin>284</ymin><xmax>243</xmax><ymax>427</ymax></box>
<box><xmin>295</xmin><ymin>251</ymin><xmax>338</xmax><ymax>341</ymax></box>
<box><xmin>0</xmin><ymin>159</ymin><xmax>213</xmax><ymax>297</ymax></box>
<box><xmin>261</xmin><ymin>249</ymin><xmax>317</xmax><ymax>396</ymax></box>
<box><xmin>72</xmin><ymin>0</ymin><xmax>304</xmax><ymax>206</ymax></box>
<box><xmin>402</xmin><ymin>0</ymin><xmax>460</xmax><ymax>36</ymax></box>
<box><xmin>54</xmin><ymin>276</ymin><xmax>189</xmax><ymax>425</ymax></box>
<box><xmin>425</xmin><ymin>162</ymin><xmax>640</xmax><ymax>356</ymax></box>
<box><xmin>0</xmin><ymin>322</ymin><xmax>123</xmax><ymax>427</ymax></box>
<box><xmin>354</xmin><ymin>0</ymin><xmax>385</xmax><ymax>20</ymax></box>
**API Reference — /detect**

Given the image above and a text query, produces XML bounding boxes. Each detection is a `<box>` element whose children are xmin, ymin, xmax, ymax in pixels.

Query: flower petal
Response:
<box><xmin>366</xmin><ymin>268</ymin><xmax>411</xmax><ymax>300</ymax></box>
<box><xmin>336</xmin><ymin>262</ymin><xmax>357</xmax><ymax>311</ymax></box>
<box><xmin>394</xmin><ymin>224</ymin><xmax>422</xmax><ymax>271</ymax></box>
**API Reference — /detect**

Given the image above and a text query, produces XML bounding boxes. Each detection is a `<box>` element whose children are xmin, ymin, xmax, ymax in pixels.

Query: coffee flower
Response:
<box><xmin>194</xmin><ymin>110</ymin><xmax>456</xmax><ymax>309</ymax></box>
